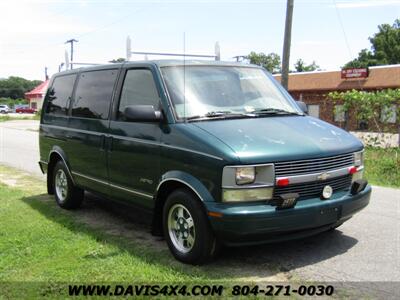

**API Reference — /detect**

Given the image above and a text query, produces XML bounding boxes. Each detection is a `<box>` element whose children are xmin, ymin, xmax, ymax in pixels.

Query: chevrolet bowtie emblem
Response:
<box><xmin>317</xmin><ymin>173</ymin><xmax>330</xmax><ymax>180</ymax></box>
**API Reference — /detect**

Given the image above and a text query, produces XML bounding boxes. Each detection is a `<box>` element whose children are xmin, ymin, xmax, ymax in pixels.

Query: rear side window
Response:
<box><xmin>45</xmin><ymin>74</ymin><xmax>76</xmax><ymax>115</ymax></box>
<box><xmin>72</xmin><ymin>69</ymin><xmax>118</xmax><ymax>119</ymax></box>
<box><xmin>118</xmin><ymin>69</ymin><xmax>160</xmax><ymax>120</ymax></box>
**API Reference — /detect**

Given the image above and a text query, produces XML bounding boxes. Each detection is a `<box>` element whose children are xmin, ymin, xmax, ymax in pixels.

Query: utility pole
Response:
<box><xmin>44</xmin><ymin>67</ymin><xmax>49</xmax><ymax>80</ymax></box>
<box><xmin>65</xmin><ymin>39</ymin><xmax>78</xmax><ymax>69</ymax></box>
<box><xmin>281</xmin><ymin>0</ymin><xmax>294</xmax><ymax>90</ymax></box>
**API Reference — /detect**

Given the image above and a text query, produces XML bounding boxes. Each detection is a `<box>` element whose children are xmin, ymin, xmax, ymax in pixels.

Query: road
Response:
<box><xmin>0</xmin><ymin>120</ymin><xmax>43</xmax><ymax>177</ymax></box>
<box><xmin>0</xmin><ymin>120</ymin><xmax>399</xmax><ymax>296</ymax></box>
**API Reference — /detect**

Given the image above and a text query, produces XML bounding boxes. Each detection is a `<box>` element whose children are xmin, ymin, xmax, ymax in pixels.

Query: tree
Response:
<box><xmin>109</xmin><ymin>58</ymin><xmax>126</xmax><ymax>63</ymax></box>
<box><xmin>371</xmin><ymin>19</ymin><xmax>400</xmax><ymax>64</ymax></box>
<box><xmin>246</xmin><ymin>52</ymin><xmax>281</xmax><ymax>73</ymax></box>
<box><xmin>0</xmin><ymin>77</ymin><xmax>42</xmax><ymax>99</ymax></box>
<box><xmin>344</xmin><ymin>19</ymin><xmax>400</xmax><ymax>68</ymax></box>
<box><xmin>294</xmin><ymin>59</ymin><xmax>320</xmax><ymax>72</ymax></box>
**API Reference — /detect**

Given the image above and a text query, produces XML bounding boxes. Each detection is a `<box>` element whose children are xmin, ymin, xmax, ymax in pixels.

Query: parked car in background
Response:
<box><xmin>16</xmin><ymin>106</ymin><xmax>37</xmax><ymax>114</ymax></box>
<box><xmin>0</xmin><ymin>104</ymin><xmax>10</xmax><ymax>114</ymax></box>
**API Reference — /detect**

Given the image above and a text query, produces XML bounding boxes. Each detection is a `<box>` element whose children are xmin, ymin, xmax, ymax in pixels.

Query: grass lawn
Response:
<box><xmin>0</xmin><ymin>114</ymin><xmax>40</xmax><ymax>122</ymax></box>
<box><xmin>0</xmin><ymin>115</ymin><xmax>11</xmax><ymax>122</ymax></box>
<box><xmin>0</xmin><ymin>165</ymin><xmax>287</xmax><ymax>298</ymax></box>
<box><xmin>364</xmin><ymin>147</ymin><xmax>399</xmax><ymax>188</ymax></box>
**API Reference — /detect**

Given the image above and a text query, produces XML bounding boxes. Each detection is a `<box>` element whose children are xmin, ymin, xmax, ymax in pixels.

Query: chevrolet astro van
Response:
<box><xmin>39</xmin><ymin>60</ymin><xmax>371</xmax><ymax>264</ymax></box>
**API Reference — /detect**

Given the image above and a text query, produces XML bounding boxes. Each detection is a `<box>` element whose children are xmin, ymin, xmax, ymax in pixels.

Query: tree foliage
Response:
<box><xmin>246</xmin><ymin>52</ymin><xmax>281</xmax><ymax>73</ymax></box>
<box><xmin>293</xmin><ymin>59</ymin><xmax>320</xmax><ymax>72</ymax></box>
<box><xmin>109</xmin><ymin>58</ymin><xmax>126</xmax><ymax>63</ymax></box>
<box><xmin>344</xmin><ymin>19</ymin><xmax>400</xmax><ymax>68</ymax></box>
<box><xmin>0</xmin><ymin>77</ymin><xmax>42</xmax><ymax>99</ymax></box>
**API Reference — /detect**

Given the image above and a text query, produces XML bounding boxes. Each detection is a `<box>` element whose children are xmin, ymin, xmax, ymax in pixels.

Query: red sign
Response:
<box><xmin>341</xmin><ymin>68</ymin><xmax>369</xmax><ymax>79</ymax></box>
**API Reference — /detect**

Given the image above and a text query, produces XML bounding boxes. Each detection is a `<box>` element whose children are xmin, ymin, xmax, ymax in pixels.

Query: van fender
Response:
<box><xmin>156</xmin><ymin>170</ymin><xmax>216</xmax><ymax>203</ymax></box>
<box><xmin>151</xmin><ymin>170</ymin><xmax>216</xmax><ymax>236</ymax></box>
<box><xmin>48</xmin><ymin>146</ymin><xmax>75</xmax><ymax>185</ymax></box>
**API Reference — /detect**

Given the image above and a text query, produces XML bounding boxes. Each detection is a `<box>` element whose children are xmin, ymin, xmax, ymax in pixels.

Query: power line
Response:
<box><xmin>332</xmin><ymin>0</ymin><xmax>353</xmax><ymax>60</ymax></box>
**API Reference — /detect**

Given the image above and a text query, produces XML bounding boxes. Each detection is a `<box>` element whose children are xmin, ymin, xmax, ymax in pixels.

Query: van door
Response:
<box><xmin>107</xmin><ymin>68</ymin><xmax>162</xmax><ymax>209</ymax></box>
<box><xmin>66</xmin><ymin>69</ymin><xmax>118</xmax><ymax>195</ymax></box>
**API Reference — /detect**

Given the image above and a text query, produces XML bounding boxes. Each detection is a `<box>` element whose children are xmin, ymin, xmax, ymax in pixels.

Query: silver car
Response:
<box><xmin>0</xmin><ymin>104</ymin><xmax>10</xmax><ymax>114</ymax></box>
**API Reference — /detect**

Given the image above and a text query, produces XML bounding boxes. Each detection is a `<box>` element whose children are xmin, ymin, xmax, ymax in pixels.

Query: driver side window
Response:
<box><xmin>118</xmin><ymin>69</ymin><xmax>160</xmax><ymax>121</ymax></box>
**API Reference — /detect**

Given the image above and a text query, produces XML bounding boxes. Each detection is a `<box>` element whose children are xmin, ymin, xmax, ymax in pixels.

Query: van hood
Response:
<box><xmin>193</xmin><ymin>116</ymin><xmax>363</xmax><ymax>164</ymax></box>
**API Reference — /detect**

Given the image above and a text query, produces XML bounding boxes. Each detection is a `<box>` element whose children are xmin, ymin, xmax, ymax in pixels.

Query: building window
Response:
<box><xmin>334</xmin><ymin>105</ymin><xmax>345</xmax><ymax>122</ymax></box>
<box><xmin>31</xmin><ymin>102</ymin><xmax>37</xmax><ymax>109</ymax></box>
<box><xmin>380</xmin><ymin>105</ymin><xmax>397</xmax><ymax>123</ymax></box>
<box><xmin>307</xmin><ymin>104</ymin><xmax>319</xmax><ymax>118</ymax></box>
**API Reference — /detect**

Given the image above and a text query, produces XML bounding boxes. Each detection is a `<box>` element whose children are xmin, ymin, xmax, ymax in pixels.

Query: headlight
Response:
<box><xmin>223</xmin><ymin>187</ymin><xmax>273</xmax><ymax>202</ymax></box>
<box><xmin>235</xmin><ymin>167</ymin><xmax>255</xmax><ymax>185</ymax></box>
<box><xmin>354</xmin><ymin>151</ymin><xmax>364</xmax><ymax>167</ymax></box>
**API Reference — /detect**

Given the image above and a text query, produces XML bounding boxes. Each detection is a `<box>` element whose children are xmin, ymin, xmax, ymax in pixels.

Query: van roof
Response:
<box><xmin>55</xmin><ymin>60</ymin><xmax>261</xmax><ymax>76</ymax></box>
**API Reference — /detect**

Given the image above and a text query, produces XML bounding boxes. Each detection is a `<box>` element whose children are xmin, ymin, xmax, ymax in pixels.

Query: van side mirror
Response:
<box><xmin>124</xmin><ymin>105</ymin><xmax>163</xmax><ymax>122</ymax></box>
<box><xmin>296</xmin><ymin>101</ymin><xmax>308</xmax><ymax>114</ymax></box>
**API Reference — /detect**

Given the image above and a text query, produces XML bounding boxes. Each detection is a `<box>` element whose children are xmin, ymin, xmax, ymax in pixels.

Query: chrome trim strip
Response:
<box><xmin>72</xmin><ymin>171</ymin><xmax>153</xmax><ymax>199</ymax></box>
<box><xmin>160</xmin><ymin>144</ymin><xmax>223</xmax><ymax>161</ymax></box>
<box><xmin>276</xmin><ymin>166</ymin><xmax>353</xmax><ymax>185</ymax></box>
<box><xmin>274</xmin><ymin>152</ymin><xmax>354</xmax><ymax>164</ymax></box>
<box><xmin>72</xmin><ymin>171</ymin><xmax>109</xmax><ymax>185</ymax></box>
<box><xmin>41</xmin><ymin>124</ymin><xmax>224</xmax><ymax>161</ymax></box>
<box><xmin>109</xmin><ymin>183</ymin><xmax>153</xmax><ymax>199</ymax></box>
<box><xmin>156</xmin><ymin>178</ymin><xmax>205</xmax><ymax>202</ymax></box>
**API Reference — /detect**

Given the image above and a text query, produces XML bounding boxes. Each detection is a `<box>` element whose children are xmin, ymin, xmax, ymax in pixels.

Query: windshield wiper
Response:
<box><xmin>251</xmin><ymin>108</ymin><xmax>302</xmax><ymax>116</ymax></box>
<box><xmin>186</xmin><ymin>111</ymin><xmax>252</xmax><ymax>121</ymax></box>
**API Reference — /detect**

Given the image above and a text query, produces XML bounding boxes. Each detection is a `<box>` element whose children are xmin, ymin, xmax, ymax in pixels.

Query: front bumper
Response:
<box><xmin>206</xmin><ymin>185</ymin><xmax>371</xmax><ymax>246</ymax></box>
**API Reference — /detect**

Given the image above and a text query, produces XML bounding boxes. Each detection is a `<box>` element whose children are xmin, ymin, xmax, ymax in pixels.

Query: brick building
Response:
<box><xmin>274</xmin><ymin>64</ymin><xmax>400</xmax><ymax>133</ymax></box>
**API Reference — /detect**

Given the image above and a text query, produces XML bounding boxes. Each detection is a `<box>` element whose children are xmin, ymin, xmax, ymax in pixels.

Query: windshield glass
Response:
<box><xmin>160</xmin><ymin>66</ymin><xmax>301</xmax><ymax>120</ymax></box>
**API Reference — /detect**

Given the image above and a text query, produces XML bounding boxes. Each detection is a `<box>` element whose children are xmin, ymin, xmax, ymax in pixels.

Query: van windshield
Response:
<box><xmin>160</xmin><ymin>65</ymin><xmax>302</xmax><ymax>120</ymax></box>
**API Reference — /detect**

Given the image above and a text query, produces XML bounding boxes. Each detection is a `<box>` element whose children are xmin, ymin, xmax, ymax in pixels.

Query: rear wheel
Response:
<box><xmin>163</xmin><ymin>188</ymin><xmax>220</xmax><ymax>265</ymax></box>
<box><xmin>53</xmin><ymin>160</ymin><xmax>84</xmax><ymax>209</ymax></box>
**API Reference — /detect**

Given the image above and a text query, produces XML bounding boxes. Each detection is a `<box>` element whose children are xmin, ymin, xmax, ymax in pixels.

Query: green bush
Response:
<box><xmin>364</xmin><ymin>147</ymin><xmax>399</xmax><ymax>187</ymax></box>
<box><xmin>0</xmin><ymin>97</ymin><xmax>29</xmax><ymax>108</ymax></box>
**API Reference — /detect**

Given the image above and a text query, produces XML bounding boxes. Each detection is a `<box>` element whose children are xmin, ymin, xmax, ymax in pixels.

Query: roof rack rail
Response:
<box><xmin>64</xmin><ymin>50</ymin><xmax>103</xmax><ymax>71</ymax></box>
<box><xmin>126</xmin><ymin>36</ymin><xmax>221</xmax><ymax>61</ymax></box>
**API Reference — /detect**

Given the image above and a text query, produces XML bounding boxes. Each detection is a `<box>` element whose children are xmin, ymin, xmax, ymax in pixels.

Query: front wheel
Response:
<box><xmin>163</xmin><ymin>188</ymin><xmax>220</xmax><ymax>265</ymax></box>
<box><xmin>53</xmin><ymin>160</ymin><xmax>84</xmax><ymax>209</ymax></box>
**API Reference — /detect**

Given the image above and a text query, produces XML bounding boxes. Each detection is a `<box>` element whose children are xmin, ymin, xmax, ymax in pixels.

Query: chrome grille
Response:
<box><xmin>273</xmin><ymin>175</ymin><xmax>352</xmax><ymax>200</ymax></box>
<box><xmin>274</xmin><ymin>153</ymin><xmax>354</xmax><ymax>177</ymax></box>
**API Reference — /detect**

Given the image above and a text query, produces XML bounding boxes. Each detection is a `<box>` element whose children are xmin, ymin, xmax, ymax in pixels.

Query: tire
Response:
<box><xmin>163</xmin><ymin>188</ymin><xmax>220</xmax><ymax>265</ymax></box>
<box><xmin>52</xmin><ymin>160</ymin><xmax>84</xmax><ymax>209</ymax></box>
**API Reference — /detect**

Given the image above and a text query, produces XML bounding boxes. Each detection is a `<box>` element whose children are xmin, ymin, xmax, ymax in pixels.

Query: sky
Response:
<box><xmin>0</xmin><ymin>0</ymin><xmax>399</xmax><ymax>80</ymax></box>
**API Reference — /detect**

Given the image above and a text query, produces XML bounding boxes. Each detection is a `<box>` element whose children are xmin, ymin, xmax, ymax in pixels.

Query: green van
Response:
<box><xmin>39</xmin><ymin>60</ymin><xmax>371</xmax><ymax>264</ymax></box>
